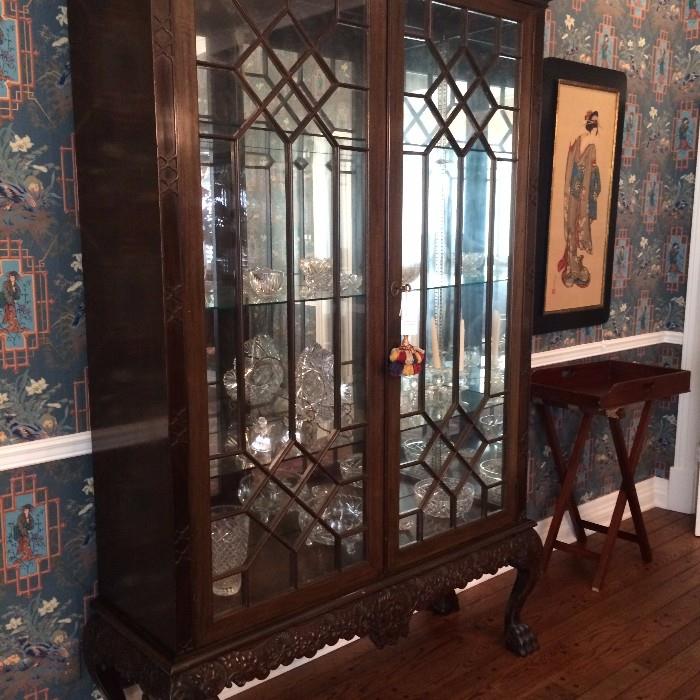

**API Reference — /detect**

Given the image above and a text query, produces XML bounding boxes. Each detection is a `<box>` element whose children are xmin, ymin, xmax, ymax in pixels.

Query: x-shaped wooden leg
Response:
<box><xmin>539</xmin><ymin>407</ymin><xmax>594</xmax><ymax>570</ymax></box>
<box><xmin>590</xmin><ymin>401</ymin><xmax>653</xmax><ymax>591</ymax></box>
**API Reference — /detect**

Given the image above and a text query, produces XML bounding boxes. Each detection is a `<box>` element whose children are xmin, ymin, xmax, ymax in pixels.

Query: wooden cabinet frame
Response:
<box><xmin>69</xmin><ymin>0</ymin><xmax>547</xmax><ymax>697</ymax></box>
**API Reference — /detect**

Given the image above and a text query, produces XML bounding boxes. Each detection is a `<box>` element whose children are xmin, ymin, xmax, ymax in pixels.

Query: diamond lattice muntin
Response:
<box><xmin>398</xmin><ymin>2</ymin><xmax>518</xmax><ymax>546</ymax></box>
<box><xmin>197</xmin><ymin>0</ymin><xmax>371</xmax><ymax>611</ymax></box>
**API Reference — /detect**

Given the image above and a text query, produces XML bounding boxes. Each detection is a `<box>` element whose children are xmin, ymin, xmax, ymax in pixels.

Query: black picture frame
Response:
<box><xmin>533</xmin><ymin>58</ymin><xmax>627</xmax><ymax>335</ymax></box>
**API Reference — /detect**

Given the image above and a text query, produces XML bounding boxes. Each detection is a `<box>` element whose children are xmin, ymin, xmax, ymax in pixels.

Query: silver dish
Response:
<box><xmin>223</xmin><ymin>335</ymin><xmax>285</xmax><ymax>407</ymax></box>
<box><xmin>414</xmin><ymin>478</ymin><xmax>475</xmax><ymax>518</ymax></box>
<box><xmin>296</xmin><ymin>343</ymin><xmax>334</xmax><ymax>421</ymax></box>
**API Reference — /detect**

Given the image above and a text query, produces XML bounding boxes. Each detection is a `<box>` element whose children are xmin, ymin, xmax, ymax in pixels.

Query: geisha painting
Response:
<box><xmin>534</xmin><ymin>61</ymin><xmax>625</xmax><ymax>334</ymax></box>
<box><xmin>558</xmin><ymin>110</ymin><xmax>602</xmax><ymax>289</ymax></box>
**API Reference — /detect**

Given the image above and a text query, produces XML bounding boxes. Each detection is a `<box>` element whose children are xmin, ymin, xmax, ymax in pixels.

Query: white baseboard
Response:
<box><xmin>534</xmin><ymin>475</ymin><xmax>664</xmax><ymax>542</ymax></box>
<box><xmin>222</xmin><ymin>477</ymin><xmax>664</xmax><ymax>698</ymax></box>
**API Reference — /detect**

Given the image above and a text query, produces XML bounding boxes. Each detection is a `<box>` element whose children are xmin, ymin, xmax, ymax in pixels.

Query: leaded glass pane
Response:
<box><xmin>196</xmin><ymin>0</ymin><xmax>371</xmax><ymax>612</ymax></box>
<box><xmin>398</xmin><ymin>1</ymin><xmax>519</xmax><ymax>547</ymax></box>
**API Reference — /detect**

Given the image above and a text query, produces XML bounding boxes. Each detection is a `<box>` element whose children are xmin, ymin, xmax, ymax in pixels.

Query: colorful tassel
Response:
<box><xmin>388</xmin><ymin>336</ymin><xmax>425</xmax><ymax>377</ymax></box>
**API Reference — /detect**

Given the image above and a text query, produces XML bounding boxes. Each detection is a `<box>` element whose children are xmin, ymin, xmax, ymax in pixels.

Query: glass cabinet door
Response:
<box><xmin>195</xmin><ymin>0</ymin><xmax>373</xmax><ymax>617</ymax></box>
<box><xmin>395</xmin><ymin>0</ymin><xmax>520</xmax><ymax>547</ymax></box>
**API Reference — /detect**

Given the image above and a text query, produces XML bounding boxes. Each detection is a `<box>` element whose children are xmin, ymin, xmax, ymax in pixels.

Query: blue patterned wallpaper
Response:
<box><xmin>0</xmin><ymin>456</ymin><xmax>96</xmax><ymax>700</ymax></box>
<box><xmin>527</xmin><ymin>0</ymin><xmax>700</xmax><ymax>521</ymax></box>
<box><xmin>0</xmin><ymin>1</ymin><xmax>696</xmax><ymax>697</ymax></box>
<box><xmin>535</xmin><ymin>0</ymin><xmax>699</xmax><ymax>352</ymax></box>
<box><xmin>0</xmin><ymin>0</ymin><xmax>87</xmax><ymax>446</ymax></box>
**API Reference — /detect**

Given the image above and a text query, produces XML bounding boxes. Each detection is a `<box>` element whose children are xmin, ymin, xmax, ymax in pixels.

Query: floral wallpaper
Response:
<box><xmin>535</xmin><ymin>0</ymin><xmax>699</xmax><ymax>352</ymax></box>
<box><xmin>0</xmin><ymin>456</ymin><xmax>97</xmax><ymax>700</ymax></box>
<box><xmin>527</xmin><ymin>0</ymin><xmax>699</xmax><ymax>521</ymax></box>
<box><xmin>0</xmin><ymin>0</ymin><xmax>87</xmax><ymax>447</ymax></box>
<box><xmin>0</xmin><ymin>1</ymin><xmax>695</xmax><ymax>697</ymax></box>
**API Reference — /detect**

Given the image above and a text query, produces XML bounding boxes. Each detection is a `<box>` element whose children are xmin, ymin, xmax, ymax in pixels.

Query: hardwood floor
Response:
<box><xmin>238</xmin><ymin>509</ymin><xmax>700</xmax><ymax>700</ymax></box>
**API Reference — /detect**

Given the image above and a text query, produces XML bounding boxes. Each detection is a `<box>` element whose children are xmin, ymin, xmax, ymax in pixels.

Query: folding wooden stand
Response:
<box><xmin>531</xmin><ymin>361</ymin><xmax>690</xmax><ymax>592</ymax></box>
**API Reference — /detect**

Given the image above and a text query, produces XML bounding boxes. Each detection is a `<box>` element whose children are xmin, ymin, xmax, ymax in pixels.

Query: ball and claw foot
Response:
<box><xmin>504</xmin><ymin>528</ymin><xmax>542</xmax><ymax>657</ymax></box>
<box><xmin>505</xmin><ymin>621</ymin><xmax>539</xmax><ymax>657</ymax></box>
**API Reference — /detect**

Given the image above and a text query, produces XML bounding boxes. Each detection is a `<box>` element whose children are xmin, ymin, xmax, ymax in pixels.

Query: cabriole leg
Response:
<box><xmin>504</xmin><ymin>528</ymin><xmax>542</xmax><ymax>657</ymax></box>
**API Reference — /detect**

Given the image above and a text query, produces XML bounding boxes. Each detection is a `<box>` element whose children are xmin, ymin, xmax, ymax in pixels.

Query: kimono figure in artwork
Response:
<box><xmin>678</xmin><ymin>117</ymin><xmax>691</xmax><ymax>151</ymax></box>
<box><xmin>600</xmin><ymin>34</ymin><xmax>610</xmax><ymax>68</ymax></box>
<box><xmin>669</xmin><ymin>242</ymin><xmax>681</xmax><ymax>274</ymax></box>
<box><xmin>2</xmin><ymin>271</ymin><xmax>23</xmax><ymax>333</ymax></box>
<box><xmin>558</xmin><ymin>110</ymin><xmax>602</xmax><ymax>288</ymax></box>
<box><xmin>14</xmin><ymin>504</ymin><xmax>34</xmax><ymax>563</ymax></box>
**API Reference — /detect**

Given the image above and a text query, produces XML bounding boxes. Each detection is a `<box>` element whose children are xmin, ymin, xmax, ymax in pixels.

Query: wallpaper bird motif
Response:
<box><xmin>0</xmin><ymin>1</ymin><xmax>696</xmax><ymax>698</ymax></box>
<box><xmin>0</xmin><ymin>457</ymin><xmax>97</xmax><ymax>700</ymax></box>
<box><xmin>536</xmin><ymin>0</ymin><xmax>699</xmax><ymax>351</ymax></box>
<box><xmin>528</xmin><ymin>0</ymin><xmax>699</xmax><ymax>521</ymax></box>
<box><xmin>0</xmin><ymin>1</ymin><xmax>87</xmax><ymax>448</ymax></box>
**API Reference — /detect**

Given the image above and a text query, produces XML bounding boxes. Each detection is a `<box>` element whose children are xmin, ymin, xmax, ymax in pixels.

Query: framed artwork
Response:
<box><xmin>533</xmin><ymin>58</ymin><xmax>626</xmax><ymax>334</ymax></box>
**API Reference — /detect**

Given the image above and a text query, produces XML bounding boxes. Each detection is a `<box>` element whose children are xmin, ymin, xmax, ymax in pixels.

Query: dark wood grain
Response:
<box><xmin>531</xmin><ymin>361</ymin><xmax>691</xmax><ymax>411</ymax></box>
<box><xmin>238</xmin><ymin>510</ymin><xmax>697</xmax><ymax>700</ymax></box>
<box><xmin>70</xmin><ymin>0</ymin><xmax>549</xmax><ymax>695</ymax></box>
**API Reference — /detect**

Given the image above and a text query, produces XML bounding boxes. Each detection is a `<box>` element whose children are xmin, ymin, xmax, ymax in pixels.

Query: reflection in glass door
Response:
<box><xmin>397</xmin><ymin>1</ymin><xmax>520</xmax><ymax>547</ymax></box>
<box><xmin>195</xmin><ymin>0</ymin><xmax>371</xmax><ymax>614</ymax></box>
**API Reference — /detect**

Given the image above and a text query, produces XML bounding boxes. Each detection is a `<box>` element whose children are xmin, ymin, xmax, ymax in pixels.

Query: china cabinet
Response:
<box><xmin>69</xmin><ymin>0</ymin><xmax>546</xmax><ymax>697</ymax></box>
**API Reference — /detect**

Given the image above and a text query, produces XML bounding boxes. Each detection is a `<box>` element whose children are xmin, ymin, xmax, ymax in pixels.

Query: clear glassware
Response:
<box><xmin>299</xmin><ymin>257</ymin><xmax>333</xmax><ymax>295</ymax></box>
<box><xmin>248</xmin><ymin>417</ymin><xmax>273</xmax><ymax>460</ymax></box>
<box><xmin>237</xmin><ymin>469</ymin><xmax>305</xmax><ymax>524</ymax></box>
<box><xmin>223</xmin><ymin>335</ymin><xmax>285</xmax><ymax>408</ymax></box>
<box><xmin>296</xmin><ymin>343</ymin><xmax>335</xmax><ymax>422</ymax></box>
<box><xmin>478</xmin><ymin>458</ymin><xmax>502</xmax><ymax>504</ymax></box>
<box><xmin>339</xmin><ymin>453</ymin><xmax>363</xmax><ymax>480</ymax></box>
<box><xmin>211</xmin><ymin>506</ymin><xmax>249</xmax><ymax>597</ymax></box>
<box><xmin>298</xmin><ymin>486</ymin><xmax>364</xmax><ymax>551</ymax></box>
<box><xmin>247</xmin><ymin>266</ymin><xmax>286</xmax><ymax>302</ymax></box>
<box><xmin>414</xmin><ymin>478</ymin><xmax>475</xmax><ymax>519</ymax></box>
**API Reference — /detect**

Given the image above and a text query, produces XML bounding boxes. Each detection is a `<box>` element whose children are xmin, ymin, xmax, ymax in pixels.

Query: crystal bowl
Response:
<box><xmin>248</xmin><ymin>266</ymin><xmax>286</xmax><ymax>300</ymax></box>
<box><xmin>237</xmin><ymin>470</ymin><xmax>305</xmax><ymax>524</ymax></box>
<box><xmin>299</xmin><ymin>257</ymin><xmax>333</xmax><ymax>294</ymax></box>
<box><xmin>339</xmin><ymin>453</ymin><xmax>364</xmax><ymax>480</ymax></box>
<box><xmin>479</xmin><ymin>458</ymin><xmax>502</xmax><ymax>503</ymax></box>
<box><xmin>298</xmin><ymin>487</ymin><xmax>363</xmax><ymax>546</ymax></box>
<box><xmin>414</xmin><ymin>478</ymin><xmax>475</xmax><ymax>518</ymax></box>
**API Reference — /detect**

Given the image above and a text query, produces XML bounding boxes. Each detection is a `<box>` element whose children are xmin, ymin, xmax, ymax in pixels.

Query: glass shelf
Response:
<box><xmin>397</xmin><ymin>2</ymin><xmax>518</xmax><ymax>549</ymax></box>
<box><xmin>205</xmin><ymin>292</ymin><xmax>366</xmax><ymax>311</ymax></box>
<box><xmin>196</xmin><ymin>0</ymin><xmax>373</xmax><ymax>610</ymax></box>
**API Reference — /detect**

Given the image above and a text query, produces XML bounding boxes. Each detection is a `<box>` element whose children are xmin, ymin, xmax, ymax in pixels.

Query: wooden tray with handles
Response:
<box><xmin>531</xmin><ymin>360</ymin><xmax>690</xmax><ymax>412</ymax></box>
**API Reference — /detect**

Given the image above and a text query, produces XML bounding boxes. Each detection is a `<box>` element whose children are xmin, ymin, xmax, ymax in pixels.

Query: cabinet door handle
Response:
<box><xmin>390</xmin><ymin>281</ymin><xmax>412</xmax><ymax>297</ymax></box>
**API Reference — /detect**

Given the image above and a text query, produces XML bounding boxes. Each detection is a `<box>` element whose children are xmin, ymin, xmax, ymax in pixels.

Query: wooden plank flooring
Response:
<box><xmin>239</xmin><ymin>509</ymin><xmax>700</xmax><ymax>700</ymax></box>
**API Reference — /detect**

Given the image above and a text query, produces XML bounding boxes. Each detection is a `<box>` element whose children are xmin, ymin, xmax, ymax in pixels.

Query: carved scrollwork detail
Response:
<box><xmin>85</xmin><ymin>528</ymin><xmax>541</xmax><ymax>699</ymax></box>
<box><xmin>84</xmin><ymin>614</ymin><xmax>171</xmax><ymax>700</ymax></box>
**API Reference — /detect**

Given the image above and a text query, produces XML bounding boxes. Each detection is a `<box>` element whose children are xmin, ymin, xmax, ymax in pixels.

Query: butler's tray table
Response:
<box><xmin>531</xmin><ymin>360</ymin><xmax>690</xmax><ymax>591</ymax></box>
